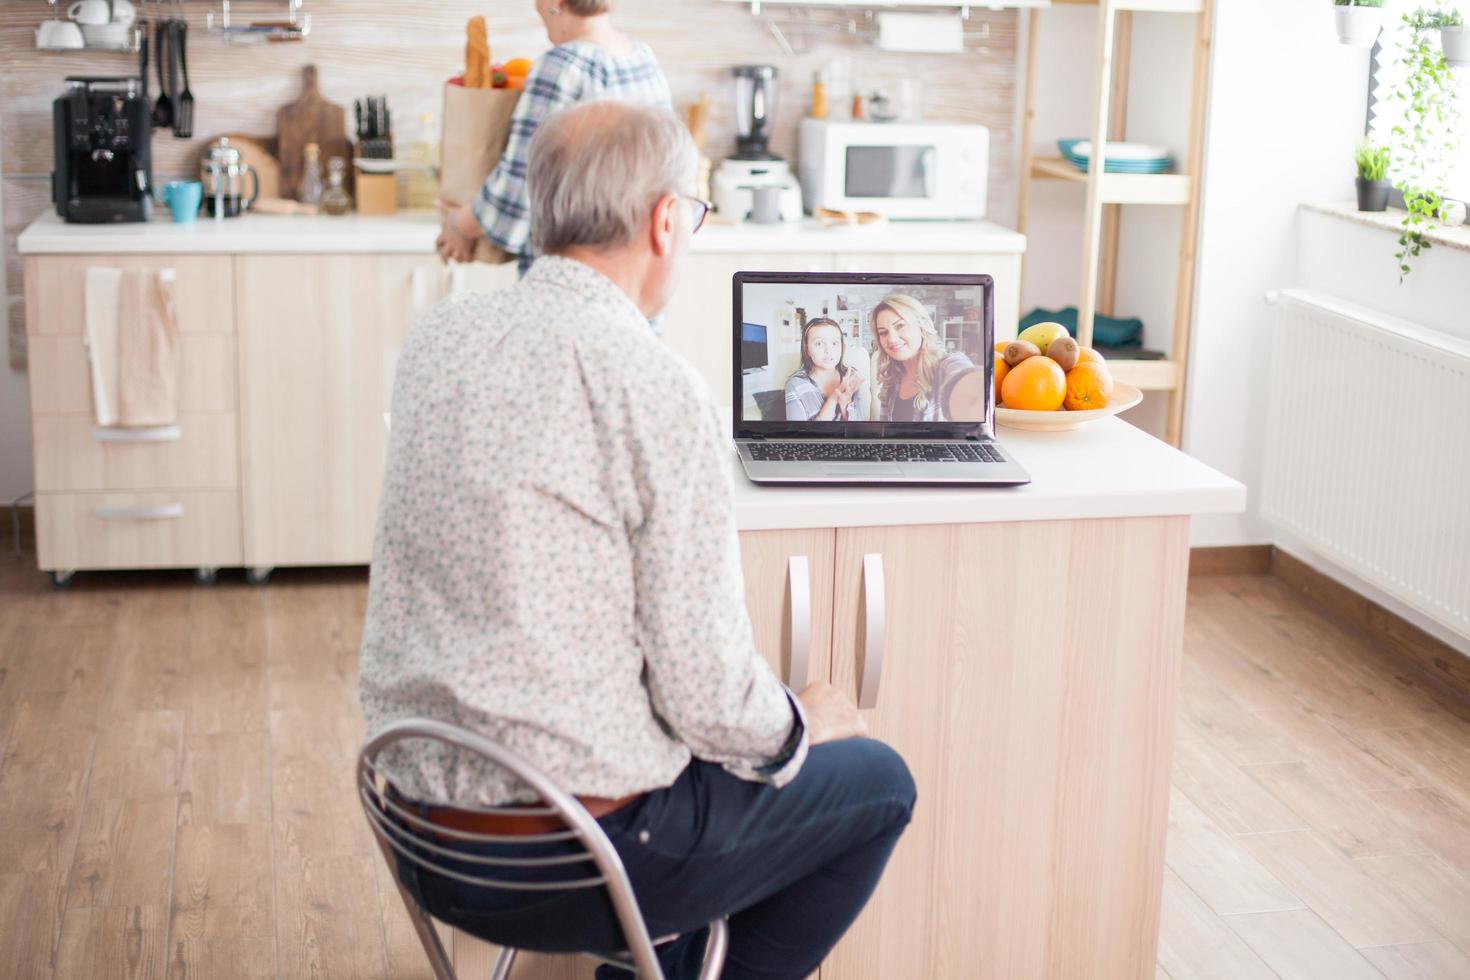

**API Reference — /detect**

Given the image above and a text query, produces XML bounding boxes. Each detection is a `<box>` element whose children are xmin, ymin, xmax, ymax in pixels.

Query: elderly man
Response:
<box><xmin>360</xmin><ymin>102</ymin><xmax>915</xmax><ymax>980</ymax></box>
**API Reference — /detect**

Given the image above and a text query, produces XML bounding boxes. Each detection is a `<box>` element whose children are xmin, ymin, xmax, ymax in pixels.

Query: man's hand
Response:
<box><xmin>797</xmin><ymin>681</ymin><xmax>867</xmax><ymax>745</ymax></box>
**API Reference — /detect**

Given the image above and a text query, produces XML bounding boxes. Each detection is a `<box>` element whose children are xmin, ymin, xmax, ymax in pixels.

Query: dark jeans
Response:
<box><xmin>393</xmin><ymin>738</ymin><xmax>916</xmax><ymax>980</ymax></box>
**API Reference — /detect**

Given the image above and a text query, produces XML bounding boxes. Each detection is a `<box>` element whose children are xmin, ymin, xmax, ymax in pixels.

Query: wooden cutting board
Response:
<box><xmin>276</xmin><ymin>65</ymin><xmax>349</xmax><ymax>200</ymax></box>
<box><xmin>200</xmin><ymin>134</ymin><xmax>281</xmax><ymax>201</ymax></box>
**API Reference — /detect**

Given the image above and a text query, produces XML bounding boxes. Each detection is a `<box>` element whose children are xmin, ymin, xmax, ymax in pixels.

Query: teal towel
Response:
<box><xmin>1020</xmin><ymin>307</ymin><xmax>1143</xmax><ymax>349</ymax></box>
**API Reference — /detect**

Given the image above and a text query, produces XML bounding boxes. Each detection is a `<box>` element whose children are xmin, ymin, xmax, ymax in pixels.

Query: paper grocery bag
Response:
<box><xmin>439</xmin><ymin>83</ymin><xmax>521</xmax><ymax>265</ymax></box>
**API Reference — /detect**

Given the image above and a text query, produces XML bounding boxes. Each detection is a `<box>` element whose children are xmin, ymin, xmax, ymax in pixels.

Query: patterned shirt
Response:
<box><xmin>360</xmin><ymin>257</ymin><xmax>807</xmax><ymax>807</ymax></box>
<box><xmin>783</xmin><ymin>367</ymin><xmax>868</xmax><ymax>422</ymax></box>
<box><xmin>473</xmin><ymin>41</ymin><xmax>672</xmax><ymax>272</ymax></box>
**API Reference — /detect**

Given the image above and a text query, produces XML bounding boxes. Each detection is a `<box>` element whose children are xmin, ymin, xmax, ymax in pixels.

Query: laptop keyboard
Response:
<box><xmin>748</xmin><ymin>442</ymin><xmax>1007</xmax><ymax>464</ymax></box>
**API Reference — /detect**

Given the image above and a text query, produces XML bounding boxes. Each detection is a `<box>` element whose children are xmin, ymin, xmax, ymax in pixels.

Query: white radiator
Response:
<box><xmin>1263</xmin><ymin>289</ymin><xmax>1470</xmax><ymax>639</ymax></box>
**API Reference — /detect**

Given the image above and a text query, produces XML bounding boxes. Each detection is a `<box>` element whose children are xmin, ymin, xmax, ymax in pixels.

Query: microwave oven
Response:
<box><xmin>798</xmin><ymin>118</ymin><xmax>989</xmax><ymax>220</ymax></box>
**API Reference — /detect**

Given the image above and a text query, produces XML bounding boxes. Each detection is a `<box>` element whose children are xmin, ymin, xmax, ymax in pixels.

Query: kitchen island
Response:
<box><xmin>19</xmin><ymin>207</ymin><xmax>1246</xmax><ymax>978</ymax></box>
<box><xmin>18</xmin><ymin>209</ymin><xmax>1026</xmax><ymax>578</ymax></box>
<box><xmin>444</xmin><ymin>418</ymin><xmax>1246</xmax><ymax>979</ymax></box>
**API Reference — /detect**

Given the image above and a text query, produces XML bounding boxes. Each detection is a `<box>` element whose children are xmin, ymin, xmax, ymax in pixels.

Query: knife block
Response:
<box><xmin>355</xmin><ymin>170</ymin><xmax>397</xmax><ymax>215</ymax></box>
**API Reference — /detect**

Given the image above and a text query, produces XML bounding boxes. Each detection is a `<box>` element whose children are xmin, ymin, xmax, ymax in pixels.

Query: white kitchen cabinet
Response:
<box><xmin>235</xmin><ymin>253</ymin><xmax>446</xmax><ymax>568</ymax></box>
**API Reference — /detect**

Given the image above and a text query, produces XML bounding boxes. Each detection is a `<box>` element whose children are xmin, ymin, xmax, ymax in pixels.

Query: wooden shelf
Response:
<box><xmin>1108</xmin><ymin>358</ymin><xmax>1180</xmax><ymax>391</ymax></box>
<box><xmin>1053</xmin><ymin>0</ymin><xmax>1203</xmax><ymax>11</ymax></box>
<box><xmin>1031</xmin><ymin>157</ymin><xmax>1192</xmax><ymax>205</ymax></box>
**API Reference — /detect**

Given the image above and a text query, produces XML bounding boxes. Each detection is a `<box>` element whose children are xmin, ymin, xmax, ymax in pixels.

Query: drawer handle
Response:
<box><xmin>858</xmin><ymin>553</ymin><xmax>887</xmax><ymax>709</ymax></box>
<box><xmin>91</xmin><ymin>425</ymin><xmax>182</xmax><ymax>444</ymax></box>
<box><xmin>786</xmin><ymin>555</ymin><xmax>811</xmax><ymax>691</ymax></box>
<box><xmin>94</xmin><ymin>503</ymin><xmax>184</xmax><ymax>521</ymax></box>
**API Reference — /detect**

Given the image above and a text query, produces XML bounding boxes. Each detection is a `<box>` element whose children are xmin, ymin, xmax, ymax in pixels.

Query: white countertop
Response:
<box><xmin>731</xmin><ymin>417</ymin><xmax>1245</xmax><ymax>531</ymax></box>
<box><xmin>17</xmin><ymin>209</ymin><xmax>1025</xmax><ymax>256</ymax></box>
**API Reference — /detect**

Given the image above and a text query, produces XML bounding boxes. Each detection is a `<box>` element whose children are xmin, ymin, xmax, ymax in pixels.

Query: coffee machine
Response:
<box><xmin>52</xmin><ymin>76</ymin><xmax>153</xmax><ymax>223</ymax></box>
<box><xmin>712</xmin><ymin>66</ymin><xmax>802</xmax><ymax>224</ymax></box>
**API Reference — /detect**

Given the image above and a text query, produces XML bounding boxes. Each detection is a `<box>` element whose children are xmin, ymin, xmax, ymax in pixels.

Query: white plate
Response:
<box><xmin>1070</xmin><ymin>141</ymin><xmax>1172</xmax><ymax>162</ymax></box>
<box><xmin>996</xmin><ymin>382</ymin><xmax>1143</xmax><ymax>431</ymax></box>
<box><xmin>354</xmin><ymin>158</ymin><xmax>434</xmax><ymax>175</ymax></box>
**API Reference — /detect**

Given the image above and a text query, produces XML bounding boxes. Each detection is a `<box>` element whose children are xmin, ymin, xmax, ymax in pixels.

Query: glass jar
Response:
<box><xmin>321</xmin><ymin>156</ymin><xmax>352</xmax><ymax>216</ymax></box>
<box><xmin>299</xmin><ymin>143</ymin><xmax>323</xmax><ymax>206</ymax></box>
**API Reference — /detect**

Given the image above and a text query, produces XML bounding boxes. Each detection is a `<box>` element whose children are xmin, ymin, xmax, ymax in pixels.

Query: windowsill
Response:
<box><xmin>1303</xmin><ymin>201</ymin><xmax>1470</xmax><ymax>254</ymax></box>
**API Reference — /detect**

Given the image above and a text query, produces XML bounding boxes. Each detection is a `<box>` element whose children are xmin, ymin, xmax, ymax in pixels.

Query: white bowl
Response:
<box><xmin>996</xmin><ymin>382</ymin><xmax>1144</xmax><ymax>431</ymax></box>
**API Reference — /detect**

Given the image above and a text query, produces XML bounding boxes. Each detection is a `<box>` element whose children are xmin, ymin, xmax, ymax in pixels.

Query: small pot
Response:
<box><xmin>1442</xmin><ymin>25</ymin><xmax>1470</xmax><ymax>66</ymax></box>
<box><xmin>1355</xmin><ymin>177</ymin><xmax>1391</xmax><ymax>212</ymax></box>
<box><xmin>1335</xmin><ymin>5</ymin><xmax>1384</xmax><ymax>47</ymax></box>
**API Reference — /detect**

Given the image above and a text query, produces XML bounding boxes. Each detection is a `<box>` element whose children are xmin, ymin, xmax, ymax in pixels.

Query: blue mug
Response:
<box><xmin>160</xmin><ymin>181</ymin><xmax>203</xmax><ymax>223</ymax></box>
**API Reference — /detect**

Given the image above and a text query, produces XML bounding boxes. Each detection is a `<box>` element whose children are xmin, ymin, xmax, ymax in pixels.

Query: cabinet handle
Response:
<box><xmin>410</xmin><ymin>267</ymin><xmax>432</xmax><ymax>314</ymax></box>
<box><xmin>94</xmin><ymin>503</ymin><xmax>184</xmax><ymax>521</ymax></box>
<box><xmin>786</xmin><ymin>555</ymin><xmax>811</xmax><ymax>691</ymax></box>
<box><xmin>91</xmin><ymin>425</ymin><xmax>182</xmax><ymax>443</ymax></box>
<box><xmin>858</xmin><ymin>553</ymin><xmax>887</xmax><ymax>709</ymax></box>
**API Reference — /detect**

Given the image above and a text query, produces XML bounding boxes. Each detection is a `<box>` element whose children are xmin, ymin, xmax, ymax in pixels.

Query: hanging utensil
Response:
<box><xmin>175</xmin><ymin>19</ymin><xmax>194</xmax><ymax>137</ymax></box>
<box><xmin>166</xmin><ymin>18</ymin><xmax>181</xmax><ymax>137</ymax></box>
<box><xmin>152</xmin><ymin>17</ymin><xmax>171</xmax><ymax>128</ymax></box>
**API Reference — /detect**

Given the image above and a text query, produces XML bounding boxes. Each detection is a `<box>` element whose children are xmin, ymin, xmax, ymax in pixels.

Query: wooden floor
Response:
<box><xmin>2</xmin><ymin>553</ymin><xmax>1470</xmax><ymax>980</ymax></box>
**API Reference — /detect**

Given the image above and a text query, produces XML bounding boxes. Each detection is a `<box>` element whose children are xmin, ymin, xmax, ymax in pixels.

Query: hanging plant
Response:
<box><xmin>1391</xmin><ymin>5</ymin><xmax>1463</xmax><ymax>279</ymax></box>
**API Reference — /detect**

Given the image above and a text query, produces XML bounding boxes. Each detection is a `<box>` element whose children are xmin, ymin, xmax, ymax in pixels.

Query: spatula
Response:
<box><xmin>151</xmin><ymin>18</ymin><xmax>171</xmax><ymax>129</ymax></box>
<box><xmin>175</xmin><ymin>20</ymin><xmax>194</xmax><ymax>138</ymax></box>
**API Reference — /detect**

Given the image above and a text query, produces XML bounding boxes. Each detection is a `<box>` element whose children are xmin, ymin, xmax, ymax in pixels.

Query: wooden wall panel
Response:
<box><xmin>2</xmin><ymin>0</ymin><xmax>1019</xmax><ymax>367</ymax></box>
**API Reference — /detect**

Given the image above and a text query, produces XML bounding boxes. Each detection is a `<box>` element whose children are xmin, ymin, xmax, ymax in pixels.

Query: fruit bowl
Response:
<box><xmin>996</xmin><ymin>382</ymin><xmax>1143</xmax><ymax>431</ymax></box>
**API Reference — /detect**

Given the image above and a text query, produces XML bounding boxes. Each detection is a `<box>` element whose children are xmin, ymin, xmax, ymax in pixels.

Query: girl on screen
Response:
<box><xmin>783</xmin><ymin>317</ymin><xmax>867</xmax><ymax>422</ymax></box>
<box><xmin>872</xmin><ymin>294</ymin><xmax>981</xmax><ymax>423</ymax></box>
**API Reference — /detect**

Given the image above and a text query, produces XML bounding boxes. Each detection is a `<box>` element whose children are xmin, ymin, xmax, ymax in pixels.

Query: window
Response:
<box><xmin>1366</xmin><ymin>2</ymin><xmax>1470</xmax><ymax>201</ymax></box>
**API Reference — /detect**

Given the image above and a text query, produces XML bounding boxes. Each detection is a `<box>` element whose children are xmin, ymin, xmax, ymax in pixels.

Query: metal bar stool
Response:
<box><xmin>358</xmin><ymin>718</ymin><xmax>729</xmax><ymax>980</ymax></box>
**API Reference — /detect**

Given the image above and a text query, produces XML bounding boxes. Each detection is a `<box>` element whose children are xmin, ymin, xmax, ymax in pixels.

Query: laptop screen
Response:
<box><xmin>733</xmin><ymin>272</ymin><xmax>994</xmax><ymax>438</ymax></box>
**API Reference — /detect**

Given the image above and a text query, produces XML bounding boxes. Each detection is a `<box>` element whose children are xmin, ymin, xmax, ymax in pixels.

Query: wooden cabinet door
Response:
<box><xmin>834</xmin><ymin>251</ymin><xmax>1024</xmax><ymax>342</ymax></box>
<box><xmin>447</xmin><ymin>528</ymin><xmax>836</xmax><ymax>978</ymax></box>
<box><xmin>236</xmin><ymin>253</ymin><xmax>445</xmax><ymax>566</ymax></box>
<box><xmin>824</xmin><ymin>517</ymin><xmax>1189</xmax><ymax>980</ymax></box>
<box><xmin>661</xmin><ymin>252</ymin><xmax>834</xmax><ymax>404</ymax></box>
<box><xmin>738</xmin><ymin>528</ymin><xmax>836</xmax><ymax>688</ymax></box>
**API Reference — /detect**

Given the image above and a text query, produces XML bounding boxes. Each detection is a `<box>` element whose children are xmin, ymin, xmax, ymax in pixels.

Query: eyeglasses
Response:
<box><xmin>678</xmin><ymin>194</ymin><xmax>713</xmax><ymax>234</ymax></box>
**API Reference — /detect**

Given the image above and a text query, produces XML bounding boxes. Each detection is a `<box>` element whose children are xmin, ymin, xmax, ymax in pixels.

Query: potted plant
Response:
<box><xmin>1390</xmin><ymin>6</ymin><xmax>1462</xmax><ymax>278</ymax></box>
<box><xmin>1441</xmin><ymin>8</ymin><xmax>1470</xmax><ymax>65</ymax></box>
<box><xmin>1336</xmin><ymin>0</ymin><xmax>1386</xmax><ymax>46</ymax></box>
<box><xmin>1354</xmin><ymin>141</ymin><xmax>1393</xmax><ymax>210</ymax></box>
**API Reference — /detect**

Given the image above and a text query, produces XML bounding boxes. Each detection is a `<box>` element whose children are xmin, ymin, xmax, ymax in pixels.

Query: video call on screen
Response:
<box><xmin>740</xmin><ymin>282</ymin><xmax>990</xmax><ymax>425</ymax></box>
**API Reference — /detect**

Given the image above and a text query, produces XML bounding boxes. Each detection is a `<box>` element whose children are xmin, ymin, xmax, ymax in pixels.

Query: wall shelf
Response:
<box><xmin>1030</xmin><ymin>157</ymin><xmax>1193</xmax><ymax>205</ymax></box>
<box><xmin>1016</xmin><ymin>0</ymin><xmax>1214</xmax><ymax>446</ymax></box>
<box><xmin>719</xmin><ymin>0</ymin><xmax>1053</xmax><ymax>14</ymax></box>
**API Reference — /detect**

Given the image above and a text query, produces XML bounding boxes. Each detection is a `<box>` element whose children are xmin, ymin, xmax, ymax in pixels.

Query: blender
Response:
<box><xmin>712</xmin><ymin>65</ymin><xmax>803</xmax><ymax>224</ymax></box>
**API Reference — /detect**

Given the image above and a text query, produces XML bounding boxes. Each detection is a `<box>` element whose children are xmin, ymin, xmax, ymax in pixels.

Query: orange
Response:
<box><xmin>994</xmin><ymin>341</ymin><xmax>1009</xmax><ymax>354</ymax></box>
<box><xmin>1064</xmin><ymin>362</ymin><xmax>1114</xmax><ymax>411</ymax></box>
<box><xmin>994</xmin><ymin>359</ymin><xmax>1009</xmax><ymax>404</ymax></box>
<box><xmin>504</xmin><ymin>57</ymin><xmax>533</xmax><ymax>77</ymax></box>
<box><xmin>1000</xmin><ymin>355</ymin><xmax>1067</xmax><ymax>411</ymax></box>
<box><xmin>1077</xmin><ymin>346</ymin><xmax>1104</xmax><ymax>366</ymax></box>
<box><xmin>504</xmin><ymin>74</ymin><xmax>526</xmax><ymax>91</ymax></box>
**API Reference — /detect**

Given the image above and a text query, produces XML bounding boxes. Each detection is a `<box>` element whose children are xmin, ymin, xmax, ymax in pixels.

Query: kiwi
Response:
<box><xmin>1047</xmin><ymin>336</ymin><xmax>1080</xmax><ymax>372</ymax></box>
<box><xmin>1003</xmin><ymin>340</ymin><xmax>1040</xmax><ymax>368</ymax></box>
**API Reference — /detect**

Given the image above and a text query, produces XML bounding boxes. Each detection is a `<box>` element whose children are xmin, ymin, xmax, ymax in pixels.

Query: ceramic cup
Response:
<box><xmin>36</xmin><ymin>19</ymin><xmax>85</xmax><ymax>48</ymax></box>
<box><xmin>160</xmin><ymin>181</ymin><xmax>203</xmax><ymax>223</ymax></box>
<box><xmin>68</xmin><ymin>0</ymin><xmax>134</xmax><ymax>25</ymax></box>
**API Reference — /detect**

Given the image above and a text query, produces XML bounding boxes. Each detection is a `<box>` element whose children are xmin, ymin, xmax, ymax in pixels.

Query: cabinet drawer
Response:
<box><xmin>35</xmin><ymin>490</ymin><xmax>242</xmax><ymax>570</ymax></box>
<box><xmin>32</xmin><ymin>414</ymin><xmax>239</xmax><ymax>492</ymax></box>
<box><xmin>23</xmin><ymin>254</ymin><xmax>233</xmax><ymax>336</ymax></box>
<box><xmin>27</xmin><ymin>332</ymin><xmax>237</xmax><ymax>415</ymax></box>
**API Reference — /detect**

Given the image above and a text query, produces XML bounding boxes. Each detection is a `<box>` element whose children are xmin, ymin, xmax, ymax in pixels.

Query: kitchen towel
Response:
<box><xmin>84</xmin><ymin>266</ymin><xmax>180</xmax><ymax>427</ymax></box>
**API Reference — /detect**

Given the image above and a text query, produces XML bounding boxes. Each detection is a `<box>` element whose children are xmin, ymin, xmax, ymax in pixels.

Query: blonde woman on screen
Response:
<box><xmin>871</xmin><ymin>294</ymin><xmax>980</xmax><ymax>423</ymax></box>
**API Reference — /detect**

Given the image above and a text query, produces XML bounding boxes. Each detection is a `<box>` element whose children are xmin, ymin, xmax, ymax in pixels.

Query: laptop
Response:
<box><xmin>733</xmin><ymin>271</ymin><xmax>1030</xmax><ymax>486</ymax></box>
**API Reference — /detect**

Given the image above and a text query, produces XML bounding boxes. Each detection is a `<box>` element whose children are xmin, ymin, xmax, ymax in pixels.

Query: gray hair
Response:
<box><xmin>528</xmin><ymin>101</ymin><xmax>697</xmax><ymax>256</ymax></box>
